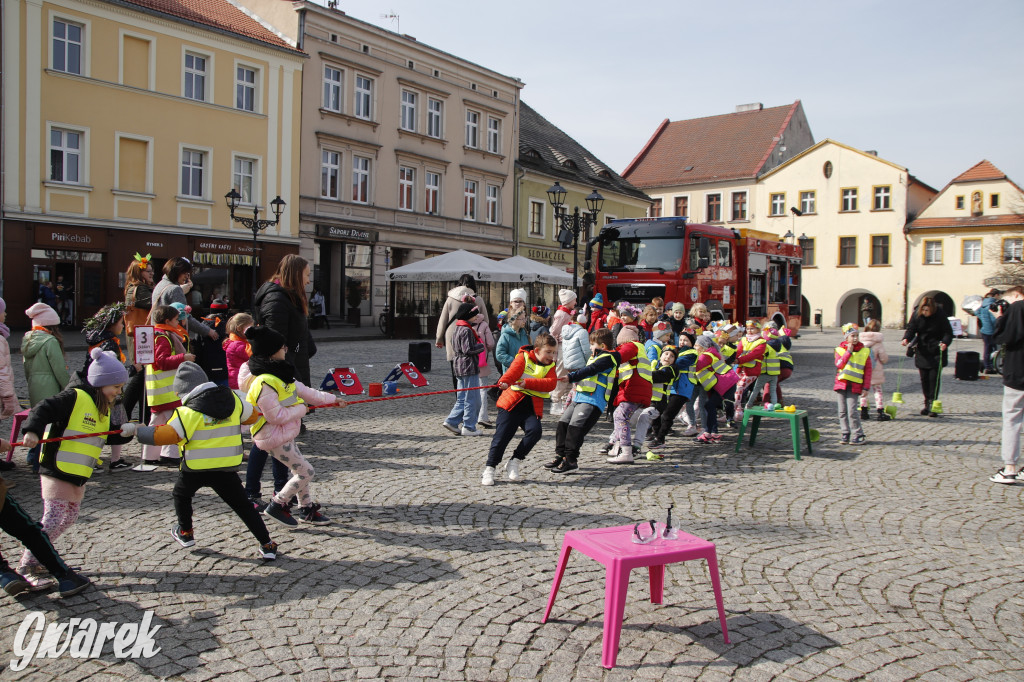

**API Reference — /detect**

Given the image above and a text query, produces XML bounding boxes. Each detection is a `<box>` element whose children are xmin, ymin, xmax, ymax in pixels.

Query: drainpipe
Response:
<box><xmin>513</xmin><ymin>165</ymin><xmax>524</xmax><ymax>256</ymax></box>
<box><xmin>902</xmin><ymin>223</ymin><xmax>912</xmax><ymax>328</ymax></box>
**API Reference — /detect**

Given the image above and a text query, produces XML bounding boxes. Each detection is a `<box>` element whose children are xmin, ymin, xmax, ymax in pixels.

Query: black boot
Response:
<box><xmin>860</xmin><ymin>405</ymin><xmax>869</xmax><ymax>419</ymax></box>
<box><xmin>876</xmin><ymin>408</ymin><xmax>892</xmax><ymax>421</ymax></box>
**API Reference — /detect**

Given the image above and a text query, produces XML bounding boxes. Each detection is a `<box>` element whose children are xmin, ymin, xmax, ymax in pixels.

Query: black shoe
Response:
<box><xmin>876</xmin><ymin>409</ymin><xmax>892</xmax><ymax>422</ymax></box>
<box><xmin>920</xmin><ymin>408</ymin><xmax>930</xmax><ymax>416</ymax></box>
<box><xmin>928</xmin><ymin>412</ymin><xmax>939</xmax><ymax>418</ymax></box>
<box><xmin>172</xmin><ymin>525</ymin><xmax>195</xmax><ymax>548</ymax></box>
<box><xmin>840</xmin><ymin>434</ymin><xmax>850</xmax><ymax>444</ymax></box>
<box><xmin>860</xmin><ymin>406</ymin><xmax>869</xmax><ymax>419</ymax></box>
<box><xmin>543</xmin><ymin>456</ymin><xmax>563</xmax><ymax>470</ymax></box>
<box><xmin>0</xmin><ymin>571</ymin><xmax>30</xmax><ymax>596</ymax></box>
<box><xmin>263</xmin><ymin>500</ymin><xmax>298</xmax><ymax>529</ymax></box>
<box><xmin>552</xmin><ymin>459</ymin><xmax>578</xmax><ymax>474</ymax></box>
<box><xmin>157</xmin><ymin>456</ymin><xmax>180</xmax><ymax>468</ymax></box>
<box><xmin>249</xmin><ymin>495</ymin><xmax>268</xmax><ymax>512</ymax></box>
<box><xmin>57</xmin><ymin>571</ymin><xmax>91</xmax><ymax>598</ymax></box>
<box><xmin>109</xmin><ymin>459</ymin><xmax>132</xmax><ymax>470</ymax></box>
<box><xmin>297</xmin><ymin>503</ymin><xmax>330</xmax><ymax>525</ymax></box>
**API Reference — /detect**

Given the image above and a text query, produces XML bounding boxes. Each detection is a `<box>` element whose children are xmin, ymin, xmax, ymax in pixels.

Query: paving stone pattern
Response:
<box><xmin>0</xmin><ymin>330</ymin><xmax>1021</xmax><ymax>680</ymax></box>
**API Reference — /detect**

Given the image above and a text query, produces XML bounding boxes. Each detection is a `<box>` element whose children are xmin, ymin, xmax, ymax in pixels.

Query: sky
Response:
<box><xmin>322</xmin><ymin>0</ymin><xmax>1024</xmax><ymax>191</ymax></box>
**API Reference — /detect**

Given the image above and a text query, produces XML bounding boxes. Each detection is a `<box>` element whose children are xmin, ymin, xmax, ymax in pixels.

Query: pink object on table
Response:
<box><xmin>541</xmin><ymin>524</ymin><xmax>730</xmax><ymax>669</ymax></box>
<box><xmin>7</xmin><ymin>409</ymin><xmax>30</xmax><ymax>462</ymax></box>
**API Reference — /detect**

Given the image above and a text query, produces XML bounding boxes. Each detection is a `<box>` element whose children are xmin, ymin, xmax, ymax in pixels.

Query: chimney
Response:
<box><xmin>865</xmin><ymin>150</ymin><xmax>878</xmax><ymax>156</ymax></box>
<box><xmin>735</xmin><ymin>103</ymin><xmax>763</xmax><ymax>113</ymax></box>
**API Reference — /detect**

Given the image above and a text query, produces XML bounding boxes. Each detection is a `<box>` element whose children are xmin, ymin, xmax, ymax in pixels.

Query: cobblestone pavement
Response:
<box><xmin>1</xmin><ymin>330</ymin><xmax>1021</xmax><ymax>680</ymax></box>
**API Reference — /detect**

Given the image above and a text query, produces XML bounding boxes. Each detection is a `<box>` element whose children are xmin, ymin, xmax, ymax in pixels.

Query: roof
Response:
<box><xmin>622</xmin><ymin>101</ymin><xmax>803</xmax><ymax>188</ymax></box>
<box><xmin>909</xmin><ymin>160</ymin><xmax>1024</xmax><ymax>222</ymax></box>
<box><xmin>906</xmin><ymin>214</ymin><xmax>1024</xmax><ymax>232</ymax></box>
<box><xmin>517</xmin><ymin>101</ymin><xmax>650</xmax><ymax>203</ymax></box>
<box><xmin>106</xmin><ymin>0</ymin><xmax>303</xmax><ymax>55</ymax></box>
<box><xmin>951</xmin><ymin>160</ymin><xmax>1007</xmax><ymax>184</ymax></box>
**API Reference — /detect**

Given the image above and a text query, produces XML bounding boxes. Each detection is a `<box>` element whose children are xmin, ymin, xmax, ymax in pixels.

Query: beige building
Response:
<box><xmin>1</xmin><ymin>0</ymin><xmax>305</xmax><ymax>326</ymax></box>
<box><xmin>905</xmin><ymin>160</ymin><xmax>1024</xmax><ymax>324</ymax></box>
<box><xmin>758</xmin><ymin>140</ymin><xmax>936</xmax><ymax>327</ymax></box>
<box><xmin>238</xmin><ymin>1</ymin><xmax>522</xmax><ymax>324</ymax></box>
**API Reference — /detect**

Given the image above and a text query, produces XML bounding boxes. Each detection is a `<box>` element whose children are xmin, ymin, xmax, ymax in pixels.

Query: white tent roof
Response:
<box><xmin>385</xmin><ymin>249</ymin><xmax>528</xmax><ymax>283</ymax></box>
<box><xmin>498</xmin><ymin>255</ymin><xmax>574</xmax><ymax>285</ymax></box>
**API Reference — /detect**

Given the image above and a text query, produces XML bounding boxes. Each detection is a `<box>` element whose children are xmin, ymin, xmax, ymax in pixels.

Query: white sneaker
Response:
<box><xmin>506</xmin><ymin>459</ymin><xmax>522</xmax><ymax>481</ymax></box>
<box><xmin>441</xmin><ymin>421</ymin><xmax>461</xmax><ymax>435</ymax></box>
<box><xmin>461</xmin><ymin>426</ymin><xmax>483</xmax><ymax>436</ymax></box>
<box><xmin>550</xmin><ymin>404</ymin><xmax>564</xmax><ymax>416</ymax></box>
<box><xmin>607</xmin><ymin>446</ymin><xmax>634</xmax><ymax>464</ymax></box>
<box><xmin>481</xmin><ymin>466</ymin><xmax>495</xmax><ymax>486</ymax></box>
<box><xmin>682</xmin><ymin>425</ymin><xmax>699</xmax><ymax>437</ymax></box>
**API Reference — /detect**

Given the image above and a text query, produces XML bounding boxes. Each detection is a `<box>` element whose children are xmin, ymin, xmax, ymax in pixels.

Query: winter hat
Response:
<box><xmin>660</xmin><ymin>345</ymin><xmax>679</xmax><ymax>361</ymax></box>
<box><xmin>590</xmin><ymin>293</ymin><xmax>605</xmax><ymax>308</ymax></box>
<box><xmin>616</xmin><ymin>325</ymin><xmax>639</xmax><ymax>345</ymax></box>
<box><xmin>509</xmin><ymin>288</ymin><xmax>527</xmax><ymax>304</ymax></box>
<box><xmin>173</xmin><ymin>361</ymin><xmax>211</xmax><ymax>399</ymax></box>
<box><xmin>497</xmin><ymin>310</ymin><xmax>508</xmax><ymax>323</ymax></box>
<box><xmin>210</xmin><ymin>299</ymin><xmax>229</xmax><ymax>310</ymax></box>
<box><xmin>652</xmin><ymin>321</ymin><xmax>673</xmax><ymax>340</ymax></box>
<box><xmin>83</xmin><ymin>302</ymin><xmax>126</xmax><ymax>334</ymax></box>
<box><xmin>532</xmin><ymin>305</ymin><xmax>550</xmax><ymax>318</ymax></box>
<box><xmin>245</xmin><ymin>325</ymin><xmax>286</xmax><ymax>357</ymax></box>
<box><xmin>679</xmin><ymin>330</ymin><xmax>696</xmax><ymax>348</ymax></box>
<box><xmin>576</xmin><ymin>313</ymin><xmax>588</xmax><ymax>325</ymax></box>
<box><xmin>26</xmin><ymin>302</ymin><xmax>60</xmax><ymax>327</ymax></box>
<box><xmin>87</xmin><ymin>347</ymin><xmax>129</xmax><ymax>387</ymax></box>
<box><xmin>558</xmin><ymin>289</ymin><xmax>577</xmax><ymax>306</ymax></box>
<box><xmin>842</xmin><ymin>322</ymin><xmax>860</xmax><ymax>338</ymax></box>
<box><xmin>671</xmin><ymin>302</ymin><xmax>686</xmax><ymax>313</ymax></box>
<box><xmin>455</xmin><ymin>301</ymin><xmax>479</xmax><ymax>322</ymax></box>
<box><xmin>171</xmin><ymin>302</ymin><xmax>190</xmax><ymax>321</ymax></box>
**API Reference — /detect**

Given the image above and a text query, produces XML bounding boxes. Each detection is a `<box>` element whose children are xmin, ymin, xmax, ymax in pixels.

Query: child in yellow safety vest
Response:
<box><xmin>733</xmin><ymin>320</ymin><xmax>767</xmax><ymax>424</ymax></box>
<box><xmin>835</xmin><ymin>323</ymin><xmax>873</xmax><ymax>445</ymax></box>
<box><xmin>141</xmin><ymin>304</ymin><xmax>195</xmax><ymax>467</ymax></box>
<box><xmin>18</xmin><ymin>348</ymin><xmax>135</xmax><ymax>591</ymax></box>
<box><xmin>745</xmin><ymin>332</ymin><xmax>782</xmax><ymax>411</ymax></box>
<box><xmin>605</xmin><ymin>325</ymin><xmax>654</xmax><ymax>465</ymax></box>
<box><xmin>136</xmin><ymin>362</ymin><xmax>279</xmax><ymax>560</ymax></box>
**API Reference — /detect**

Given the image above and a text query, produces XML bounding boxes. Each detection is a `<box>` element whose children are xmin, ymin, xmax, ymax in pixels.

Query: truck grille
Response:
<box><xmin>606</xmin><ymin>284</ymin><xmax>666</xmax><ymax>303</ymax></box>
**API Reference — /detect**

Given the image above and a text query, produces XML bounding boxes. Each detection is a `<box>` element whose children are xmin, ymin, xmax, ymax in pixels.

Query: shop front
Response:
<box><xmin>313</xmin><ymin>224</ymin><xmax>376</xmax><ymax>325</ymax></box>
<box><xmin>519</xmin><ymin>245</ymin><xmax>574</xmax><ymax>308</ymax></box>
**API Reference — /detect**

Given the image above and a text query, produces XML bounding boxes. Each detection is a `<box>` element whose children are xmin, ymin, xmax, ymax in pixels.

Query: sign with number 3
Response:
<box><xmin>134</xmin><ymin>326</ymin><xmax>155</xmax><ymax>365</ymax></box>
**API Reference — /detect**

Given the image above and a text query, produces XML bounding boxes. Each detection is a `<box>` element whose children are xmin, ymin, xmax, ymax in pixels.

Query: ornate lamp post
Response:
<box><xmin>546</xmin><ymin>182</ymin><xmax>604</xmax><ymax>292</ymax></box>
<box><xmin>224</xmin><ymin>189</ymin><xmax>285</xmax><ymax>314</ymax></box>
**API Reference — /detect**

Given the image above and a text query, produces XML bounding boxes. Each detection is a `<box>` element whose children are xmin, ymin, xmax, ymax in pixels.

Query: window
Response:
<box><xmin>323</xmin><ymin>65</ymin><xmax>342</xmax><ymax>112</ymax></box>
<box><xmin>235</xmin><ymin>66</ymin><xmax>256</xmax><ymax>112</ymax></box>
<box><xmin>841</xmin><ymin>188</ymin><xmax>858</xmax><ymax>212</ymax></box>
<box><xmin>352</xmin><ymin>156</ymin><xmax>370</xmax><ymax>203</ymax></box>
<box><xmin>955</xmin><ymin>195</ymin><xmax>965</xmax><ymax>209</ymax></box>
<box><xmin>400</xmin><ymin>90</ymin><xmax>417</xmax><ymax>131</ymax></box>
<box><xmin>398</xmin><ymin>166</ymin><xmax>414</xmax><ymax>211</ymax></box>
<box><xmin>355</xmin><ymin>76</ymin><xmax>373</xmax><ymax>119</ymax></box>
<box><xmin>180</xmin><ymin>149</ymin><xmax>205</xmax><ymax>198</ymax></box>
<box><xmin>184</xmin><ymin>52</ymin><xmax>207</xmax><ymax>101</ymax></box>
<box><xmin>1003</xmin><ymin>238</ymin><xmax>1023</xmax><ymax>263</ymax></box>
<box><xmin>962</xmin><ymin>239</ymin><xmax>982</xmax><ymax>264</ymax></box>
<box><xmin>839</xmin><ymin>237</ymin><xmax>856</xmax><ymax>266</ymax></box>
<box><xmin>706</xmin><ymin>194</ymin><xmax>721</xmax><ymax>222</ymax></box>
<box><xmin>529</xmin><ymin>199</ymin><xmax>544</xmax><ymax>236</ymax></box>
<box><xmin>465</xmin><ymin>110</ymin><xmax>479</xmax><ymax>148</ymax></box>
<box><xmin>731</xmin><ymin>191</ymin><xmax>747</xmax><ymax>221</ymax></box>
<box><xmin>233</xmin><ymin>157</ymin><xmax>257</xmax><ymax>204</ymax></box>
<box><xmin>487</xmin><ymin>117</ymin><xmax>501</xmax><ymax>154</ymax></box>
<box><xmin>674</xmin><ymin>196</ymin><xmax>688</xmax><ymax>217</ymax></box>
<box><xmin>870</xmin><ymin>235</ymin><xmax>890</xmax><ymax>265</ymax></box>
<box><xmin>427</xmin><ymin>98</ymin><xmax>443</xmax><ymax>138</ymax></box>
<box><xmin>486</xmin><ymin>185</ymin><xmax>499</xmax><ymax>224</ymax></box>
<box><xmin>320</xmin><ymin>150</ymin><xmax>339</xmax><ymax>199</ymax></box>
<box><xmin>873</xmin><ymin>185</ymin><xmax>891</xmax><ymax>210</ymax></box>
<box><xmin>924</xmin><ymin>240</ymin><xmax>943</xmax><ymax>264</ymax></box>
<box><xmin>463</xmin><ymin>180</ymin><xmax>477</xmax><ymax>220</ymax></box>
<box><xmin>53</xmin><ymin>19</ymin><xmax>83</xmax><ymax>74</ymax></box>
<box><xmin>650</xmin><ymin>198</ymin><xmax>662</xmax><ymax>217</ymax></box>
<box><xmin>798</xmin><ymin>237</ymin><xmax>815</xmax><ymax>267</ymax></box>
<box><xmin>770</xmin><ymin>193</ymin><xmax>785</xmax><ymax>216</ymax></box>
<box><xmin>991</xmin><ymin>193</ymin><xmax>1001</xmax><ymax>208</ymax></box>
<box><xmin>717</xmin><ymin>240</ymin><xmax>732</xmax><ymax>267</ymax></box>
<box><xmin>425</xmin><ymin>171</ymin><xmax>440</xmax><ymax>214</ymax></box>
<box><xmin>49</xmin><ymin>128</ymin><xmax>81</xmax><ymax>183</ymax></box>
<box><xmin>800</xmin><ymin>191</ymin><xmax>816</xmax><ymax>214</ymax></box>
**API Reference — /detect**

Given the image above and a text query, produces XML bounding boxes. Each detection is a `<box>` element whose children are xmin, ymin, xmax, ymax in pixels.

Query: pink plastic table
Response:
<box><xmin>541</xmin><ymin>524</ymin><xmax>730</xmax><ymax>669</ymax></box>
<box><xmin>6</xmin><ymin>409</ymin><xmax>29</xmax><ymax>462</ymax></box>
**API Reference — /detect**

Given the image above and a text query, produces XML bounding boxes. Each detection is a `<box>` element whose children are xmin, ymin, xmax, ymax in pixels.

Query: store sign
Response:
<box><xmin>34</xmin><ymin>226</ymin><xmax>107</xmax><ymax>249</ymax></box>
<box><xmin>316</xmin><ymin>224</ymin><xmax>377</xmax><ymax>242</ymax></box>
<box><xmin>195</xmin><ymin>240</ymin><xmax>254</xmax><ymax>255</ymax></box>
<box><xmin>525</xmin><ymin>248</ymin><xmax>569</xmax><ymax>264</ymax></box>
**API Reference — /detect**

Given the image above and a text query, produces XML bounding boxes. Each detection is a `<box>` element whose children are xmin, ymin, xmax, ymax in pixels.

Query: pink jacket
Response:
<box><xmin>695</xmin><ymin>348</ymin><xmax>740</xmax><ymax>396</ymax></box>
<box><xmin>223</xmin><ymin>338</ymin><xmax>250</xmax><ymax>390</ymax></box>
<box><xmin>858</xmin><ymin>331</ymin><xmax>888</xmax><ymax>386</ymax></box>
<box><xmin>473</xmin><ymin>318</ymin><xmax>496</xmax><ymax>378</ymax></box>
<box><xmin>238</xmin><ymin>362</ymin><xmax>336</xmax><ymax>450</ymax></box>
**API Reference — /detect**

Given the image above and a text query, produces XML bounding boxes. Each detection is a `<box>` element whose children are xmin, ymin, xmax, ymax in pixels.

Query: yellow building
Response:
<box><xmin>905</xmin><ymin>160</ymin><xmax>1024</xmax><ymax>325</ymax></box>
<box><xmin>1</xmin><ymin>0</ymin><xmax>305</xmax><ymax>325</ymax></box>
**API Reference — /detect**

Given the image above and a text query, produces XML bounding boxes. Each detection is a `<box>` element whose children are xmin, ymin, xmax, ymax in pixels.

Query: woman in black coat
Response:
<box><xmin>901</xmin><ymin>296</ymin><xmax>953</xmax><ymax>417</ymax></box>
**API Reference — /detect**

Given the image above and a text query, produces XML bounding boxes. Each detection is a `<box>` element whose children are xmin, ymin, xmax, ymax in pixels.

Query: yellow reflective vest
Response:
<box><xmin>738</xmin><ymin>337</ymin><xmax>766</xmax><ymax>368</ymax></box>
<box><xmin>694</xmin><ymin>352</ymin><xmax>730</xmax><ymax>392</ymax></box>
<box><xmin>761</xmin><ymin>344</ymin><xmax>781</xmax><ymax>376</ymax></box>
<box><xmin>836</xmin><ymin>346</ymin><xmax>870</xmax><ymax>384</ymax></box>
<box><xmin>247</xmin><ymin>373</ymin><xmax>304</xmax><ymax>436</ymax></box>
<box><xmin>680</xmin><ymin>348</ymin><xmax>700</xmax><ymax>385</ymax></box>
<box><xmin>511</xmin><ymin>353</ymin><xmax>553</xmax><ymax>399</ymax></box>
<box><xmin>617</xmin><ymin>341</ymin><xmax>653</xmax><ymax>385</ymax></box>
<box><xmin>169</xmin><ymin>394</ymin><xmax>245</xmax><ymax>472</ymax></box>
<box><xmin>46</xmin><ymin>389</ymin><xmax>109</xmax><ymax>480</ymax></box>
<box><xmin>145</xmin><ymin>332</ymin><xmax>178</xmax><ymax>407</ymax></box>
<box><xmin>575</xmin><ymin>351</ymin><xmax>616</xmax><ymax>405</ymax></box>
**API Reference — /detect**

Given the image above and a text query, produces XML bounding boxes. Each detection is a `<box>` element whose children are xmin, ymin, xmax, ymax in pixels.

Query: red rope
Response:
<box><xmin>11</xmin><ymin>430</ymin><xmax>123</xmax><ymax>448</ymax></box>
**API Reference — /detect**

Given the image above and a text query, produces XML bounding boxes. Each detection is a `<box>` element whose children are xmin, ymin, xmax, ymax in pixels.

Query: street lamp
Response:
<box><xmin>546</xmin><ymin>182</ymin><xmax>604</xmax><ymax>292</ymax></box>
<box><xmin>225</xmin><ymin>188</ymin><xmax>286</xmax><ymax>314</ymax></box>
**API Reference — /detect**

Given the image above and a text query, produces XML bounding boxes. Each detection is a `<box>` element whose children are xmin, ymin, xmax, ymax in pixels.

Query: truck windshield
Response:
<box><xmin>599</xmin><ymin>237</ymin><xmax>685</xmax><ymax>273</ymax></box>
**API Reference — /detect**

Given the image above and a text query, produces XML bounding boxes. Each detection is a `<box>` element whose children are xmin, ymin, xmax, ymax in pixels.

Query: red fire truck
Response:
<box><xmin>586</xmin><ymin>217</ymin><xmax>804</xmax><ymax>332</ymax></box>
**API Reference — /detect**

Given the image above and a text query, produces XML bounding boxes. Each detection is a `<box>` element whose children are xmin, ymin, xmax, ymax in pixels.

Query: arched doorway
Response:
<box><xmin>910</xmin><ymin>290</ymin><xmax>955</xmax><ymax>317</ymax></box>
<box><xmin>837</xmin><ymin>290</ymin><xmax>882</xmax><ymax>327</ymax></box>
<box><xmin>800</xmin><ymin>296</ymin><xmax>811</xmax><ymax>327</ymax></box>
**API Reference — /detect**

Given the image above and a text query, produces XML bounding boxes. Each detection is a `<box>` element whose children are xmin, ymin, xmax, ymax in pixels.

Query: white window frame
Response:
<box><xmin>183</xmin><ymin>50</ymin><xmax>210</xmax><ymax>102</ymax></box>
<box><xmin>529</xmin><ymin>199</ymin><xmax>545</xmax><ymax>237</ymax></box>
<box><xmin>873</xmin><ymin>185</ymin><xmax>891</xmax><ymax>211</ymax></box>
<box><xmin>770</xmin><ymin>193</ymin><xmax>785</xmax><ymax>216</ymax></box>
<box><xmin>398</xmin><ymin>165</ymin><xmax>415</xmax><ymax>211</ymax></box>
<box><xmin>232</xmin><ymin>155</ymin><xmax>259</xmax><ymax>206</ymax></box>
<box><xmin>425</xmin><ymin>171</ymin><xmax>441</xmax><ymax>214</ymax></box>
<box><xmin>465</xmin><ymin>110</ymin><xmax>479</xmax><ymax>148</ymax></box>
<box><xmin>464</xmin><ymin>179</ymin><xmax>478</xmax><ymax>220</ymax></box>
<box><xmin>354</xmin><ymin>75</ymin><xmax>373</xmax><ymax>120</ymax></box>
<box><xmin>352</xmin><ymin>155</ymin><xmax>370</xmax><ymax>204</ymax></box>
<box><xmin>800</xmin><ymin>190</ymin><xmax>816</xmax><ymax>214</ymax></box>
<box><xmin>842</xmin><ymin>188</ymin><xmax>859</xmax><ymax>212</ymax></box>
<box><xmin>924</xmin><ymin>240</ymin><xmax>943</xmax><ymax>265</ymax></box>
<box><xmin>320</xmin><ymin>148</ymin><xmax>340</xmax><ymax>199</ymax></box>
<box><xmin>486</xmin><ymin>184</ymin><xmax>499</xmax><ymax>224</ymax></box>
<box><xmin>487</xmin><ymin>117</ymin><xmax>501</xmax><ymax>154</ymax></box>
<box><xmin>52</xmin><ymin>16</ymin><xmax>85</xmax><ymax>75</ymax></box>
<box><xmin>400</xmin><ymin>90</ymin><xmax>417</xmax><ymax>132</ymax></box>
<box><xmin>323</xmin><ymin>65</ymin><xmax>342</xmax><ymax>112</ymax></box>
<box><xmin>179</xmin><ymin>147</ymin><xmax>208</xmax><ymax>199</ymax></box>
<box><xmin>427</xmin><ymin>98</ymin><xmax>443</xmax><ymax>138</ymax></box>
<box><xmin>1004</xmin><ymin>238</ymin><xmax>1023</xmax><ymax>263</ymax></box>
<box><xmin>962</xmin><ymin>239</ymin><xmax>982</xmax><ymax>264</ymax></box>
<box><xmin>48</xmin><ymin>125</ymin><xmax>85</xmax><ymax>185</ymax></box>
<box><xmin>235</xmin><ymin>63</ymin><xmax>258</xmax><ymax>113</ymax></box>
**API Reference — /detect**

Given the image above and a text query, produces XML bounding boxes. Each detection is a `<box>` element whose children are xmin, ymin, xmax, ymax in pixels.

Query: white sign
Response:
<box><xmin>723</xmin><ymin>285</ymin><xmax>731</xmax><ymax>305</ymax></box>
<box><xmin>134</xmin><ymin>326</ymin><xmax>155</xmax><ymax>365</ymax></box>
<box><xmin>948</xmin><ymin>317</ymin><xmax>964</xmax><ymax>337</ymax></box>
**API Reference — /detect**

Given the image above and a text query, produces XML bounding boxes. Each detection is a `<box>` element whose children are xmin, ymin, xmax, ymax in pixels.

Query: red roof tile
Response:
<box><xmin>622</xmin><ymin>102</ymin><xmax>802</xmax><ymax>188</ymax></box>
<box><xmin>951</xmin><ymin>160</ymin><xmax>1007</xmax><ymax>184</ymax></box>
<box><xmin>113</xmin><ymin>0</ymin><xmax>301</xmax><ymax>54</ymax></box>
<box><xmin>906</xmin><ymin>214</ymin><xmax>1024</xmax><ymax>231</ymax></box>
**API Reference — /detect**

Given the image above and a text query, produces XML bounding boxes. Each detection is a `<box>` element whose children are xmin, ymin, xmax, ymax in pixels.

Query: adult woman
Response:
<box><xmin>124</xmin><ymin>254</ymin><xmax>155</xmax><ymax>360</ymax></box>
<box><xmin>435</xmin><ymin>274</ymin><xmax>488</xmax><ymax>387</ymax></box>
<box><xmin>150</xmin><ymin>257</ymin><xmax>217</xmax><ymax>345</ymax></box>
<box><xmin>901</xmin><ymin>297</ymin><xmax>953</xmax><ymax>417</ymax></box>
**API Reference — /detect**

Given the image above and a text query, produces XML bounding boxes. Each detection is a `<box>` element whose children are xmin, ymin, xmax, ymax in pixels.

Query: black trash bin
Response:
<box><xmin>954</xmin><ymin>350</ymin><xmax>979</xmax><ymax>381</ymax></box>
<box><xmin>409</xmin><ymin>341</ymin><xmax>432</xmax><ymax>373</ymax></box>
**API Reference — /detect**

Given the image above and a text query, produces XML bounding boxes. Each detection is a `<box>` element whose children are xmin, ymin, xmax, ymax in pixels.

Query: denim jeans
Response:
<box><xmin>445</xmin><ymin>374</ymin><xmax>481</xmax><ymax>431</ymax></box>
<box><xmin>244</xmin><ymin>444</ymin><xmax>289</xmax><ymax>499</ymax></box>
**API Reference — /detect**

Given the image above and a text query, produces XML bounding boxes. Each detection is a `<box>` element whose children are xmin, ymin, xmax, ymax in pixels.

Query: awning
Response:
<box><xmin>192</xmin><ymin>252</ymin><xmax>259</xmax><ymax>266</ymax></box>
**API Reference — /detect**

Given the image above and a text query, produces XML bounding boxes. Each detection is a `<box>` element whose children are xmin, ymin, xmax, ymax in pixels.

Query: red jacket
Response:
<box><xmin>735</xmin><ymin>336</ymin><xmax>766</xmax><ymax>377</ymax></box>
<box><xmin>496</xmin><ymin>347</ymin><xmax>558</xmax><ymax>417</ymax></box>
<box><xmin>834</xmin><ymin>341</ymin><xmax>872</xmax><ymax>394</ymax></box>
<box><xmin>587</xmin><ymin>308</ymin><xmax>609</xmax><ymax>333</ymax></box>
<box><xmin>612</xmin><ymin>341</ymin><xmax>652</xmax><ymax>408</ymax></box>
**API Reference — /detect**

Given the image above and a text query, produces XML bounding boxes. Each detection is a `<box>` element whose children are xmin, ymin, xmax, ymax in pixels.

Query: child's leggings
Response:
<box><xmin>269</xmin><ymin>440</ymin><xmax>314</xmax><ymax>508</ymax></box>
<box><xmin>612</xmin><ymin>402</ymin><xmax>640</xmax><ymax>444</ymax></box>
<box><xmin>859</xmin><ymin>385</ymin><xmax>884</xmax><ymax>410</ymax></box>
<box><xmin>762</xmin><ymin>368</ymin><xmax>792</xmax><ymax>404</ymax></box>
<box><xmin>746</xmin><ymin>374</ymin><xmax>779</xmax><ymax>408</ymax></box>
<box><xmin>19</xmin><ymin>497</ymin><xmax>81</xmax><ymax>570</ymax></box>
<box><xmin>0</xmin><ymin>493</ymin><xmax>71</xmax><ymax>578</ymax></box>
<box><xmin>733</xmin><ymin>374</ymin><xmax>757</xmax><ymax>420</ymax></box>
<box><xmin>143</xmin><ymin>408</ymin><xmax>179</xmax><ymax>462</ymax></box>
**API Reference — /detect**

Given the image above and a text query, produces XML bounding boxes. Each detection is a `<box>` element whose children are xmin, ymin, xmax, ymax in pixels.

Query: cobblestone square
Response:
<box><xmin>1</xmin><ymin>330</ymin><xmax>1021</xmax><ymax>680</ymax></box>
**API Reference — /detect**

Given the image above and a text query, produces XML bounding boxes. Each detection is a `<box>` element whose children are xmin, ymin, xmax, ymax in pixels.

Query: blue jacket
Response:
<box><xmin>978</xmin><ymin>297</ymin><xmax>997</xmax><ymax>335</ymax></box>
<box><xmin>670</xmin><ymin>349</ymin><xmax>699</xmax><ymax>399</ymax></box>
<box><xmin>568</xmin><ymin>352</ymin><xmax>618</xmax><ymax>412</ymax></box>
<box><xmin>496</xmin><ymin>324</ymin><xmax>531</xmax><ymax>374</ymax></box>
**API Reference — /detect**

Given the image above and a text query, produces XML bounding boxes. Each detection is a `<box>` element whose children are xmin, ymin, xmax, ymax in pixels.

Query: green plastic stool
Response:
<box><xmin>734</xmin><ymin>407</ymin><xmax>813</xmax><ymax>460</ymax></box>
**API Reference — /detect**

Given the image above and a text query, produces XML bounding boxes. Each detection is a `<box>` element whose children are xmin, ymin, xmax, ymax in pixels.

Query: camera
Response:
<box><xmin>991</xmin><ymin>299</ymin><xmax>1009</xmax><ymax>313</ymax></box>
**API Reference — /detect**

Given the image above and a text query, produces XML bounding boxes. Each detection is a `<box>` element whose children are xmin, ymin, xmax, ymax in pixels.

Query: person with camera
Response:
<box><xmin>901</xmin><ymin>296</ymin><xmax>953</xmax><ymax>417</ymax></box>
<box><xmin>150</xmin><ymin>257</ymin><xmax>218</xmax><ymax>345</ymax></box>
<box><xmin>990</xmin><ymin>286</ymin><xmax>1024</xmax><ymax>483</ymax></box>
<box><xmin>977</xmin><ymin>288</ymin><xmax>1002</xmax><ymax>373</ymax></box>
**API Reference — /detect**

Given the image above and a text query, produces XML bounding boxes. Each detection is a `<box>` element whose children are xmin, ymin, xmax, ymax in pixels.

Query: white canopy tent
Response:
<box><xmin>385</xmin><ymin>249</ymin><xmax>528</xmax><ymax>283</ymax></box>
<box><xmin>498</xmin><ymin>255</ymin><xmax>574</xmax><ymax>286</ymax></box>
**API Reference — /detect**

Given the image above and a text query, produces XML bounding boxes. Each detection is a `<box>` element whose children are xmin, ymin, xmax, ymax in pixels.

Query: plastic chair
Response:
<box><xmin>6</xmin><ymin>409</ymin><xmax>30</xmax><ymax>462</ymax></box>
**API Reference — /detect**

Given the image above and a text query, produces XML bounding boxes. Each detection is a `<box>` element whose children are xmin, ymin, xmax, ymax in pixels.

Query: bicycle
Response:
<box><xmin>378</xmin><ymin>304</ymin><xmax>390</xmax><ymax>337</ymax></box>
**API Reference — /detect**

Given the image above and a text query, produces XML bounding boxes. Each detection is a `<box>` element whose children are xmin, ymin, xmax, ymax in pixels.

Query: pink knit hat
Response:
<box><xmin>616</xmin><ymin>325</ymin><xmax>640</xmax><ymax>345</ymax></box>
<box><xmin>25</xmin><ymin>302</ymin><xmax>60</xmax><ymax>326</ymax></box>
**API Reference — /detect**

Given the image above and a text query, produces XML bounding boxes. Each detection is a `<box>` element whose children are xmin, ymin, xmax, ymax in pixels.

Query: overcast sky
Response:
<box><xmin>325</xmin><ymin>0</ymin><xmax>1024</xmax><ymax>191</ymax></box>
